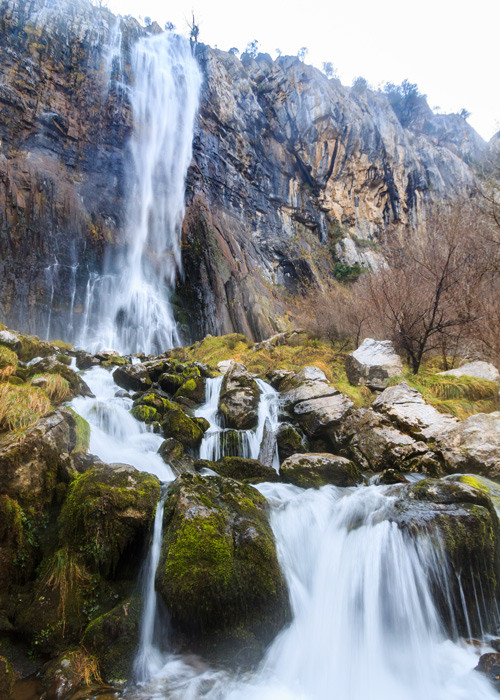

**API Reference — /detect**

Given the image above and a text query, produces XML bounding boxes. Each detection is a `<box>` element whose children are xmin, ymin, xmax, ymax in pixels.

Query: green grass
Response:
<box><xmin>0</xmin><ymin>346</ymin><xmax>18</xmax><ymax>380</ymax></box>
<box><xmin>387</xmin><ymin>367</ymin><xmax>499</xmax><ymax>419</ymax></box>
<box><xmin>178</xmin><ymin>334</ymin><xmax>371</xmax><ymax>407</ymax></box>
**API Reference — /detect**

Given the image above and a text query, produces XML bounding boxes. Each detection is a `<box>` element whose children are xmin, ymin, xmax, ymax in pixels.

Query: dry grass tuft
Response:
<box><xmin>31</xmin><ymin>372</ymin><xmax>71</xmax><ymax>403</ymax></box>
<box><xmin>0</xmin><ymin>384</ymin><xmax>52</xmax><ymax>432</ymax></box>
<box><xmin>0</xmin><ymin>346</ymin><xmax>18</xmax><ymax>380</ymax></box>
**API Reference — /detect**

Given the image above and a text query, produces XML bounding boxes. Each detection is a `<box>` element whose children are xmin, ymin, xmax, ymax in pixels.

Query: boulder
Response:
<box><xmin>156</xmin><ymin>473</ymin><xmax>290</xmax><ymax>664</ymax></box>
<box><xmin>58</xmin><ymin>464</ymin><xmax>160</xmax><ymax>576</ymax></box>
<box><xmin>158</xmin><ymin>438</ymin><xmax>196</xmax><ymax>475</ymax></box>
<box><xmin>211</xmin><ymin>456</ymin><xmax>279</xmax><ymax>483</ymax></box>
<box><xmin>437</xmin><ymin>412</ymin><xmax>500</xmax><ymax>478</ymax></box>
<box><xmin>0</xmin><ymin>408</ymin><xmax>77</xmax><ymax>507</ymax></box>
<box><xmin>81</xmin><ymin>597</ymin><xmax>141</xmax><ymax>685</ymax></box>
<box><xmin>293</xmin><ymin>393</ymin><xmax>354</xmax><ymax>438</ymax></box>
<box><xmin>438</xmin><ymin>361</ymin><xmax>500</xmax><ymax>385</ymax></box>
<box><xmin>113</xmin><ymin>364</ymin><xmax>153</xmax><ymax>392</ymax></box>
<box><xmin>0</xmin><ymin>330</ymin><xmax>21</xmax><ymax>352</ymax></box>
<box><xmin>218</xmin><ymin>362</ymin><xmax>261</xmax><ymax>429</ymax></box>
<box><xmin>276</xmin><ymin>422</ymin><xmax>309</xmax><ymax>462</ymax></box>
<box><xmin>75</xmin><ymin>350</ymin><xmax>100</xmax><ymax>370</ymax></box>
<box><xmin>475</xmin><ymin>653</ymin><xmax>500</xmax><ymax>691</ymax></box>
<box><xmin>280</xmin><ymin>453</ymin><xmax>362</xmax><ymax>489</ymax></box>
<box><xmin>372</xmin><ymin>382</ymin><xmax>457</xmax><ymax>441</ymax></box>
<box><xmin>390</xmin><ymin>478</ymin><xmax>500</xmax><ymax>636</ymax></box>
<box><xmin>281</xmin><ymin>380</ymin><xmax>338</xmax><ymax>410</ymax></box>
<box><xmin>345</xmin><ymin>338</ymin><xmax>403</xmax><ymax>390</ymax></box>
<box><xmin>333</xmin><ymin>407</ymin><xmax>442</xmax><ymax>475</ymax></box>
<box><xmin>41</xmin><ymin>650</ymin><xmax>99</xmax><ymax>699</ymax></box>
<box><xmin>162</xmin><ymin>408</ymin><xmax>205</xmax><ymax>450</ymax></box>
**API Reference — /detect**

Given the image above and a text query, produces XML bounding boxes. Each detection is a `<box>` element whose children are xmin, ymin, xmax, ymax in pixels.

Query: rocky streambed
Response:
<box><xmin>0</xmin><ymin>328</ymin><xmax>500</xmax><ymax>698</ymax></box>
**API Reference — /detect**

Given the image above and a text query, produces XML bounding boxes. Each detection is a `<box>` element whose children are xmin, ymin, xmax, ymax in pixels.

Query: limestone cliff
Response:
<box><xmin>0</xmin><ymin>0</ymin><xmax>487</xmax><ymax>344</ymax></box>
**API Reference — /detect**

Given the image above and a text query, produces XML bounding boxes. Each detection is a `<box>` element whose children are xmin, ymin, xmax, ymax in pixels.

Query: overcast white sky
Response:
<box><xmin>106</xmin><ymin>0</ymin><xmax>499</xmax><ymax>141</ymax></box>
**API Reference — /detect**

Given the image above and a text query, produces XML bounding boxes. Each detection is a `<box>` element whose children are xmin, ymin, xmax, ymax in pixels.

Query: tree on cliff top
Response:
<box><xmin>384</xmin><ymin>79</ymin><xmax>426</xmax><ymax>128</ymax></box>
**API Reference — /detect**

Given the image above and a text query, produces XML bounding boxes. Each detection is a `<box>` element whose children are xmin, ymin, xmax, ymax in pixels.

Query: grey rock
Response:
<box><xmin>293</xmin><ymin>393</ymin><xmax>354</xmax><ymax>438</ymax></box>
<box><xmin>218</xmin><ymin>361</ymin><xmax>261</xmax><ymax>429</ymax></box>
<box><xmin>345</xmin><ymin>338</ymin><xmax>403</xmax><ymax>390</ymax></box>
<box><xmin>437</xmin><ymin>412</ymin><xmax>500</xmax><ymax>478</ymax></box>
<box><xmin>0</xmin><ymin>330</ymin><xmax>20</xmax><ymax>350</ymax></box>
<box><xmin>280</xmin><ymin>453</ymin><xmax>362</xmax><ymax>489</ymax></box>
<box><xmin>438</xmin><ymin>361</ymin><xmax>500</xmax><ymax>385</ymax></box>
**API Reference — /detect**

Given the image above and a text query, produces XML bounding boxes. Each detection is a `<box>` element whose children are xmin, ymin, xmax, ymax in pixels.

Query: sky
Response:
<box><xmin>105</xmin><ymin>0</ymin><xmax>499</xmax><ymax>141</ymax></box>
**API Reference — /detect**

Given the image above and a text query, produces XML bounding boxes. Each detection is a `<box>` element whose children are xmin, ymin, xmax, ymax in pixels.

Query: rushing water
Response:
<box><xmin>196</xmin><ymin>377</ymin><xmax>280</xmax><ymax>469</ymax></box>
<box><xmin>80</xmin><ymin>31</ymin><xmax>201</xmax><ymax>355</ymax></box>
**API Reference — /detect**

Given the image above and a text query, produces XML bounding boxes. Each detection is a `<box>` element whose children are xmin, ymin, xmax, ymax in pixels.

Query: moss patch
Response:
<box><xmin>66</xmin><ymin>408</ymin><xmax>90</xmax><ymax>454</ymax></box>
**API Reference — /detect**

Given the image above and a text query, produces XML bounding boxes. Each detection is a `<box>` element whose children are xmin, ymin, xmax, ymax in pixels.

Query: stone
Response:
<box><xmin>280</xmin><ymin>453</ymin><xmax>362</xmax><ymax>489</ymax></box>
<box><xmin>156</xmin><ymin>473</ymin><xmax>290</xmax><ymax>664</ymax></box>
<box><xmin>0</xmin><ymin>330</ymin><xmax>21</xmax><ymax>351</ymax></box>
<box><xmin>437</xmin><ymin>412</ymin><xmax>500</xmax><ymax>478</ymax></box>
<box><xmin>276</xmin><ymin>423</ymin><xmax>309</xmax><ymax>462</ymax></box>
<box><xmin>75</xmin><ymin>350</ymin><xmax>100</xmax><ymax>370</ymax></box>
<box><xmin>113</xmin><ymin>364</ymin><xmax>153</xmax><ymax>393</ymax></box>
<box><xmin>475</xmin><ymin>653</ymin><xmax>500</xmax><ymax>690</ymax></box>
<box><xmin>0</xmin><ymin>408</ymin><xmax>77</xmax><ymax>508</ymax></box>
<box><xmin>212</xmin><ymin>456</ymin><xmax>279</xmax><ymax>483</ymax></box>
<box><xmin>293</xmin><ymin>393</ymin><xmax>354</xmax><ymax>438</ymax></box>
<box><xmin>41</xmin><ymin>650</ymin><xmax>99</xmax><ymax>699</ymax></box>
<box><xmin>372</xmin><ymin>382</ymin><xmax>457</xmax><ymax>441</ymax></box>
<box><xmin>281</xmin><ymin>381</ymin><xmax>338</xmax><ymax>409</ymax></box>
<box><xmin>158</xmin><ymin>438</ymin><xmax>196</xmax><ymax>476</ymax></box>
<box><xmin>162</xmin><ymin>408</ymin><xmax>205</xmax><ymax>450</ymax></box>
<box><xmin>345</xmin><ymin>338</ymin><xmax>403</xmax><ymax>390</ymax></box>
<box><xmin>333</xmin><ymin>408</ymin><xmax>441</xmax><ymax>475</ymax></box>
<box><xmin>390</xmin><ymin>478</ymin><xmax>500</xmax><ymax>637</ymax></box>
<box><xmin>58</xmin><ymin>463</ymin><xmax>160</xmax><ymax>576</ymax></box>
<box><xmin>438</xmin><ymin>360</ymin><xmax>500</xmax><ymax>385</ymax></box>
<box><xmin>218</xmin><ymin>361</ymin><xmax>261</xmax><ymax>429</ymax></box>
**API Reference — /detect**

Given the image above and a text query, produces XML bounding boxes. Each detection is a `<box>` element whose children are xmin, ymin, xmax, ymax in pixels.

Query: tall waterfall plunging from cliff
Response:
<box><xmin>81</xmin><ymin>32</ymin><xmax>201</xmax><ymax>354</ymax></box>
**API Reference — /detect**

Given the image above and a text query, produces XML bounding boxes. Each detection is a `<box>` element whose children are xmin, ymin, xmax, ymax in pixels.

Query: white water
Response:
<box><xmin>196</xmin><ymin>376</ymin><xmax>280</xmax><ymax>469</ymax></box>
<box><xmin>71</xmin><ymin>366</ymin><xmax>174</xmax><ymax>482</ymax></box>
<box><xmin>81</xmin><ymin>32</ymin><xmax>201</xmax><ymax>355</ymax></box>
<box><xmin>124</xmin><ymin>482</ymin><xmax>497</xmax><ymax>700</ymax></box>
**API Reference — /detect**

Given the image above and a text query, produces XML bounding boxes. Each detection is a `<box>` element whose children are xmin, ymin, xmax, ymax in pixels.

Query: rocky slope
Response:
<box><xmin>0</xmin><ymin>0</ymin><xmax>488</xmax><ymax>343</ymax></box>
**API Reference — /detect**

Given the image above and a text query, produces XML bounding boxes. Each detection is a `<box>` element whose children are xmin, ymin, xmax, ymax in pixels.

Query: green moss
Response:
<box><xmin>101</xmin><ymin>355</ymin><xmax>127</xmax><ymax>367</ymax></box>
<box><xmin>58</xmin><ymin>466</ymin><xmax>160</xmax><ymax>576</ymax></box>
<box><xmin>130</xmin><ymin>405</ymin><xmax>158</xmax><ymax>423</ymax></box>
<box><xmin>162</xmin><ymin>409</ymin><xmax>204</xmax><ymax>448</ymax></box>
<box><xmin>51</xmin><ymin>340</ymin><xmax>74</xmax><ymax>352</ymax></box>
<box><xmin>0</xmin><ymin>494</ymin><xmax>37</xmax><ymax>585</ymax></box>
<box><xmin>56</xmin><ymin>354</ymin><xmax>71</xmax><ymax>365</ymax></box>
<box><xmin>81</xmin><ymin>596</ymin><xmax>141</xmax><ymax>685</ymax></box>
<box><xmin>0</xmin><ymin>346</ymin><xmax>18</xmax><ymax>377</ymax></box>
<box><xmin>67</xmin><ymin>407</ymin><xmax>90</xmax><ymax>453</ymax></box>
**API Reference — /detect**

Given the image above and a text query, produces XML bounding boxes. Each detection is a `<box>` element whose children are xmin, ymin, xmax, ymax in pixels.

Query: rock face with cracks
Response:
<box><xmin>345</xmin><ymin>338</ymin><xmax>403</xmax><ymax>390</ymax></box>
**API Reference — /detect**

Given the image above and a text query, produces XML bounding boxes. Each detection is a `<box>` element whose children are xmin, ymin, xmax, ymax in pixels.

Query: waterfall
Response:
<box><xmin>82</xmin><ymin>31</ymin><xmax>201</xmax><ymax>355</ymax></box>
<box><xmin>196</xmin><ymin>376</ymin><xmax>280</xmax><ymax>468</ymax></box>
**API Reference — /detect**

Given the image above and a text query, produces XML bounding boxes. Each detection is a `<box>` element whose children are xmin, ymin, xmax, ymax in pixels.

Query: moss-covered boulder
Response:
<box><xmin>130</xmin><ymin>405</ymin><xmax>159</xmax><ymax>423</ymax></box>
<box><xmin>156</xmin><ymin>473</ymin><xmax>290</xmax><ymax>664</ymax></box>
<box><xmin>211</xmin><ymin>456</ymin><xmax>279</xmax><ymax>483</ymax></box>
<box><xmin>391</xmin><ymin>478</ymin><xmax>500</xmax><ymax>636</ymax></box>
<box><xmin>132</xmin><ymin>392</ymin><xmax>176</xmax><ymax>417</ymax></box>
<box><xmin>41</xmin><ymin>649</ymin><xmax>101</xmax><ymax>699</ymax></box>
<box><xmin>0</xmin><ymin>408</ymin><xmax>77</xmax><ymax>509</ymax></box>
<box><xmin>158</xmin><ymin>438</ymin><xmax>196</xmax><ymax>475</ymax></box>
<box><xmin>162</xmin><ymin>408</ymin><xmax>204</xmax><ymax>450</ymax></box>
<box><xmin>81</xmin><ymin>596</ymin><xmax>141</xmax><ymax>686</ymax></box>
<box><xmin>113</xmin><ymin>364</ymin><xmax>153</xmax><ymax>392</ymax></box>
<box><xmin>58</xmin><ymin>464</ymin><xmax>160</xmax><ymax>577</ymax></box>
<box><xmin>218</xmin><ymin>362</ymin><xmax>261</xmax><ymax>430</ymax></box>
<box><xmin>0</xmin><ymin>655</ymin><xmax>14</xmax><ymax>699</ymax></box>
<box><xmin>276</xmin><ymin>423</ymin><xmax>309</xmax><ymax>462</ymax></box>
<box><xmin>174</xmin><ymin>375</ymin><xmax>205</xmax><ymax>404</ymax></box>
<box><xmin>280</xmin><ymin>453</ymin><xmax>362</xmax><ymax>489</ymax></box>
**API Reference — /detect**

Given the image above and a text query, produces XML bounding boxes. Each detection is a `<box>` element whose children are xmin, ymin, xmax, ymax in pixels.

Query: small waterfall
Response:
<box><xmin>196</xmin><ymin>376</ymin><xmax>280</xmax><ymax>468</ymax></box>
<box><xmin>82</xmin><ymin>32</ymin><xmax>201</xmax><ymax>354</ymax></box>
<box><xmin>103</xmin><ymin>18</ymin><xmax>125</xmax><ymax>95</ymax></box>
<box><xmin>134</xmin><ymin>491</ymin><xmax>168</xmax><ymax>682</ymax></box>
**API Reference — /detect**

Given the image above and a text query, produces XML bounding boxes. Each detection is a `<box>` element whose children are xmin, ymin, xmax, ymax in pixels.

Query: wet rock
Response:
<box><xmin>293</xmin><ymin>393</ymin><xmax>354</xmax><ymax>439</ymax></box>
<box><xmin>58</xmin><ymin>463</ymin><xmax>160</xmax><ymax>576</ymax></box>
<box><xmin>438</xmin><ymin>361</ymin><xmax>500</xmax><ymax>385</ymax></box>
<box><xmin>75</xmin><ymin>350</ymin><xmax>100</xmax><ymax>370</ymax></box>
<box><xmin>158</xmin><ymin>438</ymin><xmax>196</xmax><ymax>475</ymax></box>
<box><xmin>391</xmin><ymin>478</ymin><xmax>500</xmax><ymax>636</ymax></box>
<box><xmin>218</xmin><ymin>362</ymin><xmax>261</xmax><ymax>429</ymax></box>
<box><xmin>276</xmin><ymin>423</ymin><xmax>309</xmax><ymax>462</ymax></box>
<box><xmin>212</xmin><ymin>456</ymin><xmax>279</xmax><ymax>483</ymax></box>
<box><xmin>437</xmin><ymin>412</ymin><xmax>500</xmax><ymax>479</ymax></box>
<box><xmin>372</xmin><ymin>382</ymin><xmax>457</xmax><ymax>441</ymax></box>
<box><xmin>345</xmin><ymin>338</ymin><xmax>403</xmax><ymax>390</ymax></box>
<box><xmin>475</xmin><ymin>653</ymin><xmax>500</xmax><ymax>690</ymax></box>
<box><xmin>41</xmin><ymin>649</ymin><xmax>99</xmax><ymax>699</ymax></box>
<box><xmin>372</xmin><ymin>469</ymin><xmax>409</xmax><ymax>485</ymax></box>
<box><xmin>81</xmin><ymin>596</ymin><xmax>141</xmax><ymax>686</ymax></box>
<box><xmin>258</xmin><ymin>418</ymin><xmax>277</xmax><ymax>468</ymax></box>
<box><xmin>280</xmin><ymin>453</ymin><xmax>362</xmax><ymax>489</ymax></box>
<box><xmin>267</xmin><ymin>368</ymin><xmax>294</xmax><ymax>390</ymax></box>
<box><xmin>0</xmin><ymin>408</ymin><xmax>77</xmax><ymax>507</ymax></box>
<box><xmin>29</xmin><ymin>356</ymin><xmax>94</xmax><ymax>398</ymax></box>
<box><xmin>113</xmin><ymin>364</ymin><xmax>153</xmax><ymax>393</ymax></box>
<box><xmin>156</xmin><ymin>473</ymin><xmax>290</xmax><ymax>664</ymax></box>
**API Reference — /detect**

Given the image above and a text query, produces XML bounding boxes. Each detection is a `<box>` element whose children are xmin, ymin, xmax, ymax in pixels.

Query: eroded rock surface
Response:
<box><xmin>345</xmin><ymin>338</ymin><xmax>403</xmax><ymax>390</ymax></box>
<box><xmin>218</xmin><ymin>362</ymin><xmax>261</xmax><ymax>429</ymax></box>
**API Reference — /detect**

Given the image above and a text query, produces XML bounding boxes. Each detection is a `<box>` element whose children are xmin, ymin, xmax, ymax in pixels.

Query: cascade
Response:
<box><xmin>80</xmin><ymin>31</ymin><xmax>201</xmax><ymax>355</ymax></box>
<box><xmin>196</xmin><ymin>376</ymin><xmax>280</xmax><ymax>468</ymax></box>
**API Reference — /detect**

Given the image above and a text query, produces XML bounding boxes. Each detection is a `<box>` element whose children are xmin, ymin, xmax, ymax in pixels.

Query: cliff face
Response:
<box><xmin>0</xmin><ymin>0</ymin><xmax>486</xmax><ymax>344</ymax></box>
